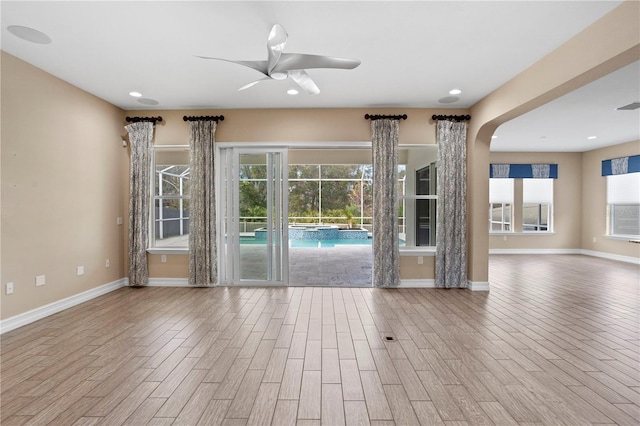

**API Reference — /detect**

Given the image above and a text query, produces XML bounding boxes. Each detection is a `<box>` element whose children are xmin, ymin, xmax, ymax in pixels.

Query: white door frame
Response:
<box><xmin>216</xmin><ymin>145</ymin><xmax>289</xmax><ymax>286</ymax></box>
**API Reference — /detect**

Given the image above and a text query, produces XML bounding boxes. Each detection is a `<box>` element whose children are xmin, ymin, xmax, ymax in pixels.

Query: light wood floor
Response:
<box><xmin>1</xmin><ymin>254</ymin><xmax>638</xmax><ymax>425</ymax></box>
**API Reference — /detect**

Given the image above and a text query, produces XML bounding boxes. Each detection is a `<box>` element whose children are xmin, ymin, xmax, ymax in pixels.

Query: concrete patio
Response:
<box><xmin>156</xmin><ymin>234</ymin><xmax>373</xmax><ymax>286</ymax></box>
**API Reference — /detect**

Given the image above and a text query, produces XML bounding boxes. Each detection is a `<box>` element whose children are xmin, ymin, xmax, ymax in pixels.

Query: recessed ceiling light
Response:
<box><xmin>449</xmin><ymin>89</ymin><xmax>462</xmax><ymax>95</ymax></box>
<box><xmin>587</xmin><ymin>136</ymin><xmax>597</xmax><ymax>140</ymax></box>
<box><xmin>287</xmin><ymin>89</ymin><xmax>299</xmax><ymax>95</ymax></box>
<box><xmin>7</xmin><ymin>25</ymin><xmax>52</xmax><ymax>44</ymax></box>
<box><xmin>129</xmin><ymin>91</ymin><xmax>142</xmax><ymax>98</ymax></box>
<box><xmin>491</xmin><ymin>135</ymin><xmax>498</xmax><ymax>139</ymax></box>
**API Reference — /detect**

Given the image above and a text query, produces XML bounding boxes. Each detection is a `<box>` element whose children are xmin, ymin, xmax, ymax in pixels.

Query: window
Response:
<box><xmin>398</xmin><ymin>146</ymin><xmax>439</xmax><ymax>247</ymax></box>
<box><xmin>152</xmin><ymin>147</ymin><xmax>190</xmax><ymax>248</ymax></box>
<box><xmin>607</xmin><ymin>173</ymin><xmax>640</xmax><ymax>237</ymax></box>
<box><xmin>286</xmin><ymin>164</ymin><xmax>373</xmax><ymax>229</ymax></box>
<box><xmin>489</xmin><ymin>178</ymin><xmax>513</xmax><ymax>232</ymax></box>
<box><xmin>523</xmin><ymin>178</ymin><xmax>553</xmax><ymax>231</ymax></box>
<box><xmin>414</xmin><ymin>163</ymin><xmax>437</xmax><ymax>246</ymax></box>
<box><xmin>233</xmin><ymin>145</ymin><xmax>437</xmax><ymax>249</ymax></box>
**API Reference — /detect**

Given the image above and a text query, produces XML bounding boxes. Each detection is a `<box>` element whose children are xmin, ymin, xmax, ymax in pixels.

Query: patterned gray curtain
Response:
<box><xmin>371</xmin><ymin>119</ymin><xmax>400</xmax><ymax>287</ymax></box>
<box><xmin>188</xmin><ymin>120</ymin><xmax>217</xmax><ymax>286</ymax></box>
<box><xmin>126</xmin><ymin>122</ymin><xmax>154</xmax><ymax>286</ymax></box>
<box><xmin>531</xmin><ymin>163</ymin><xmax>551</xmax><ymax>178</ymax></box>
<box><xmin>491</xmin><ymin>164</ymin><xmax>510</xmax><ymax>178</ymax></box>
<box><xmin>611</xmin><ymin>157</ymin><xmax>629</xmax><ymax>175</ymax></box>
<box><xmin>435</xmin><ymin>120</ymin><xmax>467</xmax><ymax>288</ymax></box>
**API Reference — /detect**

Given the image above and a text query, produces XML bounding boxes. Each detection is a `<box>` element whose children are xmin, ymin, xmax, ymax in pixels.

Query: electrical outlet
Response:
<box><xmin>503</xmin><ymin>235</ymin><xmax>507</xmax><ymax>241</ymax></box>
<box><xmin>161</xmin><ymin>255</ymin><xmax>167</xmax><ymax>263</ymax></box>
<box><xmin>6</xmin><ymin>282</ymin><xmax>14</xmax><ymax>295</ymax></box>
<box><xmin>116</xmin><ymin>217</ymin><xmax>123</xmax><ymax>225</ymax></box>
<box><xmin>417</xmin><ymin>256</ymin><xmax>423</xmax><ymax>265</ymax></box>
<box><xmin>77</xmin><ymin>266</ymin><xmax>84</xmax><ymax>276</ymax></box>
<box><xmin>36</xmin><ymin>275</ymin><xmax>46</xmax><ymax>286</ymax></box>
<box><xmin>105</xmin><ymin>259</ymin><xmax>110</xmax><ymax>268</ymax></box>
<box><xmin>592</xmin><ymin>237</ymin><xmax>597</xmax><ymax>243</ymax></box>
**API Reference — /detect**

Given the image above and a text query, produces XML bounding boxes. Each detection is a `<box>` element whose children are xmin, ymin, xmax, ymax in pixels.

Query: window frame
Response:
<box><xmin>489</xmin><ymin>178</ymin><xmax>514</xmax><ymax>233</ymax></box>
<box><xmin>489</xmin><ymin>203</ymin><xmax>512</xmax><ymax>232</ymax></box>
<box><xmin>398</xmin><ymin>145</ymin><xmax>439</xmax><ymax>251</ymax></box>
<box><xmin>522</xmin><ymin>203</ymin><xmax>551</xmax><ymax>232</ymax></box>
<box><xmin>149</xmin><ymin>145</ymin><xmax>191</xmax><ymax>253</ymax></box>
<box><xmin>609</xmin><ymin>204</ymin><xmax>640</xmax><ymax>237</ymax></box>
<box><xmin>403</xmin><ymin>162</ymin><xmax>438</xmax><ymax>247</ymax></box>
<box><xmin>522</xmin><ymin>178</ymin><xmax>554</xmax><ymax>233</ymax></box>
<box><xmin>606</xmin><ymin>173</ymin><xmax>640</xmax><ymax>238</ymax></box>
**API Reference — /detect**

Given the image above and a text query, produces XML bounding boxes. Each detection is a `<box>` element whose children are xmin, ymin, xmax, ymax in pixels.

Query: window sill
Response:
<box><xmin>399</xmin><ymin>247</ymin><xmax>436</xmax><ymax>256</ymax></box>
<box><xmin>605</xmin><ymin>234</ymin><xmax>640</xmax><ymax>242</ymax></box>
<box><xmin>147</xmin><ymin>248</ymin><xmax>188</xmax><ymax>255</ymax></box>
<box><xmin>490</xmin><ymin>232</ymin><xmax>556</xmax><ymax>236</ymax></box>
<box><xmin>148</xmin><ymin>247</ymin><xmax>437</xmax><ymax>256</ymax></box>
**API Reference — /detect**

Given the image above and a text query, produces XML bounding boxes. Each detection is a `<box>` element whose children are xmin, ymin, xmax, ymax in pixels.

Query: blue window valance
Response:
<box><xmin>489</xmin><ymin>163</ymin><xmax>558</xmax><ymax>179</ymax></box>
<box><xmin>602</xmin><ymin>154</ymin><xmax>640</xmax><ymax>176</ymax></box>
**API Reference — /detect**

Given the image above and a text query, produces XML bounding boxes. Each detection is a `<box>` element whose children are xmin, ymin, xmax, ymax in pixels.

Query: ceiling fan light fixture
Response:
<box><xmin>271</xmin><ymin>72</ymin><xmax>288</xmax><ymax>80</ymax></box>
<box><xmin>197</xmin><ymin>24</ymin><xmax>359</xmax><ymax>95</ymax></box>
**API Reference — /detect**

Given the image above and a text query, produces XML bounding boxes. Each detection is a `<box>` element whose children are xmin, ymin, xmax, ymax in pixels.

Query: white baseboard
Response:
<box><xmin>398</xmin><ymin>279</ymin><xmax>435</xmax><ymax>288</ymax></box>
<box><xmin>147</xmin><ymin>278</ymin><xmax>191</xmax><ymax>287</ymax></box>
<box><xmin>468</xmin><ymin>281</ymin><xmax>490</xmax><ymax>291</ymax></box>
<box><xmin>0</xmin><ymin>278</ymin><xmax>127</xmax><ymax>335</ymax></box>
<box><xmin>489</xmin><ymin>248</ymin><xmax>581</xmax><ymax>255</ymax></box>
<box><xmin>489</xmin><ymin>248</ymin><xmax>638</xmax><ymax>265</ymax></box>
<box><xmin>398</xmin><ymin>279</ymin><xmax>489</xmax><ymax>291</ymax></box>
<box><xmin>580</xmin><ymin>249</ymin><xmax>640</xmax><ymax>265</ymax></box>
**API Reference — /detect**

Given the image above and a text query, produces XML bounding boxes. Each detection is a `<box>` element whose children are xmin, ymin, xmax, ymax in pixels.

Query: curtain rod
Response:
<box><xmin>125</xmin><ymin>116</ymin><xmax>162</xmax><ymax>124</ymax></box>
<box><xmin>431</xmin><ymin>114</ymin><xmax>471</xmax><ymax>122</ymax></box>
<box><xmin>183</xmin><ymin>115</ymin><xmax>225</xmax><ymax>122</ymax></box>
<box><xmin>364</xmin><ymin>114</ymin><xmax>408</xmax><ymax>121</ymax></box>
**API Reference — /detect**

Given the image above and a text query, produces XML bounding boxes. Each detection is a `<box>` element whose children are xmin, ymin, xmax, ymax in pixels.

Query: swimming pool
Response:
<box><xmin>240</xmin><ymin>236</ymin><xmax>373</xmax><ymax>248</ymax></box>
<box><xmin>254</xmin><ymin>225</ymin><xmax>369</xmax><ymax>241</ymax></box>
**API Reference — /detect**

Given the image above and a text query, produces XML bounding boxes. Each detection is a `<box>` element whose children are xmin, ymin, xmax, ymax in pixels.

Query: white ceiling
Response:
<box><xmin>2</xmin><ymin>1</ymin><xmax>637</xmax><ymax>152</ymax></box>
<box><xmin>492</xmin><ymin>60</ymin><xmax>640</xmax><ymax>152</ymax></box>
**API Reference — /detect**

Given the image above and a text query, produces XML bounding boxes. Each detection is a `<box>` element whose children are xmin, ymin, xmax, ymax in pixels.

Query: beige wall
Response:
<box><xmin>1</xmin><ymin>52</ymin><xmax>126</xmax><ymax>320</ymax></box>
<box><xmin>136</xmin><ymin>108</ymin><xmax>469</xmax><ymax>146</ymax></box>
<box><xmin>582</xmin><ymin>140</ymin><xmax>640</xmax><ymax>258</ymax></box>
<box><xmin>400</xmin><ymin>256</ymin><xmax>435</xmax><ymax>280</ymax></box>
<box><xmin>488</xmin><ymin>152</ymin><xmax>582</xmax><ymax>250</ymax></box>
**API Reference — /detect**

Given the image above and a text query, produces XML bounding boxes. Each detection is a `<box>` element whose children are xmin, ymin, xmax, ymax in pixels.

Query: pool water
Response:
<box><xmin>240</xmin><ymin>236</ymin><xmax>372</xmax><ymax>248</ymax></box>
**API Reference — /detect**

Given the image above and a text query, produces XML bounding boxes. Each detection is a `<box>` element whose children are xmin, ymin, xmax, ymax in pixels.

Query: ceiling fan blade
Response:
<box><xmin>274</xmin><ymin>53</ymin><xmax>361</xmax><ymax>73</ymax></box>
<box><xmin>289</xmin><ymin>70</ymin><xmax>320</xmax><ymax>95</ymax></box>
<box><xmin>195</xmin><ymin>56</ymin><xmax>268</xmax><ymax>75</ymax></box>
<box><xmin>238</xmin><ymin>77</ymin><xmax>271</xmax><ymax>91</ymax></box>
<box><xmin>267</xmin><ymin>24</ymin><xmax>288</xmax><ymax>75</ymax></box>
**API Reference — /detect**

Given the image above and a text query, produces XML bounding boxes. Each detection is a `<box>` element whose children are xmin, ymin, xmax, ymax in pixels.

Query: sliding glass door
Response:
<box><xmin>218</xmin><ymin>147</ymin><xmax>288</xmax><ymax>285</ymax></box>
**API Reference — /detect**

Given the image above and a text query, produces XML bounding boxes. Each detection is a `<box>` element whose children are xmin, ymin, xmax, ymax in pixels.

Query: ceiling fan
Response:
<box><xmin>196</xmin><ymin>24</ymin><xmax>361</xmax><ymax>95</ymax></box>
